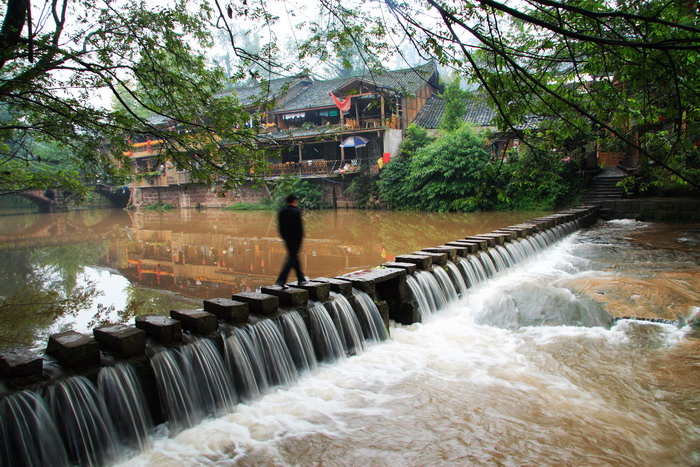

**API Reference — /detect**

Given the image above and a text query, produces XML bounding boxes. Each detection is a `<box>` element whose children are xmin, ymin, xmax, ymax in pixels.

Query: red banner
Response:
<box><xmin>330</xmin><ymin>92</ymin><xmax>352</xmax><ymax>112</ymax></box>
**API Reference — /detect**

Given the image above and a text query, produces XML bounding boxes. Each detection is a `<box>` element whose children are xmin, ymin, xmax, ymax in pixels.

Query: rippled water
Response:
<box><xmin>115</xmin><ymin>219</ymin><xmax>700</xmax><ymax>466</ymax></box>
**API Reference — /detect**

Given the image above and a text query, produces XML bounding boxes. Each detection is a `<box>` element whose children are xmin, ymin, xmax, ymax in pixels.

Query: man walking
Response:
<box><xmin>275</xmin><ymin>193</ymin><xmax>306</xmax><ymax>287</ymax></box>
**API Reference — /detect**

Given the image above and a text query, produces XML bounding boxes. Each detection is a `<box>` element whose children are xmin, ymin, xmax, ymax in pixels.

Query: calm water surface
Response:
<box><xmin>0</xmin><ymin>208</ymin><xmax>544</xmax><ymax>350</ymax></box>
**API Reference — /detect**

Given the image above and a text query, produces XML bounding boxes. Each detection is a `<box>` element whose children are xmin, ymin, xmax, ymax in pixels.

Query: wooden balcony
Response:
<box><xmin>265</xmin><ymin>158</ymin><xmax>377</xmax><ymax>177</ymax></box>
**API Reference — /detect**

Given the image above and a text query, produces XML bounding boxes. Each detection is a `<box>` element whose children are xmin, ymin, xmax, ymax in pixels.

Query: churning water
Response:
<box><xmin>113</xmin><ymin>219</ymin><xmax>700</xmax><ymax>466</ymax></box>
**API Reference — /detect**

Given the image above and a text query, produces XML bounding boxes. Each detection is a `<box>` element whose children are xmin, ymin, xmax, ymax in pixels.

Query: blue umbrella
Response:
<box><xmin>339</xmin><ymin>136</ymin><xmax>369</xmax><ymax>148</ymax></box>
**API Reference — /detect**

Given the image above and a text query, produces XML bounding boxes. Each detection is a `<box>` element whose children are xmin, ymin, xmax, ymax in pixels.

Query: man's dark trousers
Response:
<box><xmin>277</xmin><ymin>239</ymin><xmax>304</xmax><ymax>285</ymax></box>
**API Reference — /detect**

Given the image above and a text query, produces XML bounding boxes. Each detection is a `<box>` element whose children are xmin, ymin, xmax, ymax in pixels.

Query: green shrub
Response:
<box><xmin>143</xmin><ymin>203</ymin><xmax>173</xmax><ymax>211</ymax></box>
<box><xmin>345</xmin><ymin>169</ymin><xmax>380</xmax><ymax>208</ymax></box>
<box><xmin>272</xmin><ymin>177</ymin><xmax>327</xmax><ymax>209</ymax></box>
<box><xmin>380</xmin><ymin>125</ymin><xmax>500</xmax><ymax>211</ymax></box>
<box><xmin>223</xmin><ymin>201</ymin><xmax>273</xmax><ymax>211</ymax></box>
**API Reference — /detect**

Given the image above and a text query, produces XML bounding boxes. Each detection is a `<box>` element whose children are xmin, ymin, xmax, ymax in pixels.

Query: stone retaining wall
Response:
<box><xmin>132</xmin><ymin>177</ymin><xmax>356</xmax><ymax>209</ymax></box>
<box><xmin>598</xmin><ymin>198</ymin><xmax>700</xmax><ymax>222</ymax></box>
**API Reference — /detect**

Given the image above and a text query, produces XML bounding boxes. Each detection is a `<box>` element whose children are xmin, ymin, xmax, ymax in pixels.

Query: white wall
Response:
<box><xmin>383</xmin><ymin>129</ymin><xmax>403</xmax><ymax>159</ymax></box>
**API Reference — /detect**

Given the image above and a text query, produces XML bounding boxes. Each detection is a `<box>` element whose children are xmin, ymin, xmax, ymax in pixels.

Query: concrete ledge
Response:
<box><xmin>0</xmin><ymin>348</ymin><xmax>43</xmax><ymax>379</ymax></box>
<box><xmin>423</xmin><ymin>246</ymin><xmax>457</xmax><ymax>260</ymax></box>
<box><xmin>203</xmin><ymin>298</ymin><xmax>249</xmax><ymax>323</ymax></box>
<box><xmin>170</xmin><ymin>309</ymin><xmax>219</xmax><ymax>335</ymax></box>
<box><xmin>491</xmin><ymin>230</ymin><xmax>518</xmax><ymax>242</ymax></box>
<box><xmin>395</xmin><ymin>254</ymin><xmax>432</xmax><ymax>270</ymax></box>
<box><xmin>232</xmin><ymin>292</ymin><xmax>280</xmax><ymax>316</ymax></box>
<box><xmin>292</xmin><ymin>281</ymin><xmax>331</xmax><ymax>302</ymax></box>
<box><xmin>465</xmin><ymin>236</ymin><xmax>496</xmax><ymax>247</ymax></box>
<box><xmin>261</xmin><ymin>286</ymin><xmax>310</xmax><ymax>307</ymax></box>
<box><xmin>46</xmin><ymin>331</ymin><xmax>100</xmax><ymax>369</ymax></box>
<box><xmin>440</xmin><ymin>244</ymin><xmax>469</xmax><ymax>257</ymax></box>
<box><xmin>383</xmin><ymin>261</ymin><xmax>417</xmax><ymax>274</ymax></box>
<box><xmin>445</xmin><ymin>241</ymin><xmax>480</xmax><ymax>253</ymax></box>
<box><xmin>473</xmin><ymin>233</ymin><xmax>508</xmax><ymax>246</ymax></box>
<box><xmin>338</xmin><ymin>267</ymin><xmax>405</xmax><ymax>296</ymax></box>
<box><xmin>93</xmin><ymin>324</ymin><xmax>146</xmax><ymax>358</ymax></box>
<box><xmin>414</xmin><ymin>251</ymin><xmax>448</xmax><ymax>266</ymax></box>
<box><xmin>135</xmin><ymin>315</ymin><xmax>182</xmax><ymax>345</ymax></box>
<box><xmin>314</xmin><ymin>277</ymin><xmax>353</xmax><ymax>296</ymax></box>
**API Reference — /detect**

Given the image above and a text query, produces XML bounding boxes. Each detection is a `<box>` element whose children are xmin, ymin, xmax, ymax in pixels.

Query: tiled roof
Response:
<box><xmin>414</xmin><ymin>94</ymin><xmax>497</xmax><ymax>129</ymax></box>
<box><xmin>216</xmin><ymin>75</ymin><xmax>308</xmax><ymax>107</ymax></box>
<box><xmin>273</xmin><ymin>62</ymin><xmax>439</xmax><ymax>113</ymax></box>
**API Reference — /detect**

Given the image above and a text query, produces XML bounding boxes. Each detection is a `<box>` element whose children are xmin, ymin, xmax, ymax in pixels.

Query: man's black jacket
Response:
<box><xmin>278</xmin><ymin>204</ymin><xmax>304</xmax><ymax>247</ymax></box>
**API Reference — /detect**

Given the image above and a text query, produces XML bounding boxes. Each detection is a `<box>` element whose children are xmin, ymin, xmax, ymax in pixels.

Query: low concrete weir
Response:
<box><xmin>0</xmin><ymin>206</ymin><xmax>599</xmax><ymax>465</ymax></box>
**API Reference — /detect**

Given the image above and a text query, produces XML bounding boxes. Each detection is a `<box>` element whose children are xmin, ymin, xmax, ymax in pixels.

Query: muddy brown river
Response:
<box><xmin>0</xmin><ymin>209</ymin><xmax>698</xmax><ymax>466</ymax></box>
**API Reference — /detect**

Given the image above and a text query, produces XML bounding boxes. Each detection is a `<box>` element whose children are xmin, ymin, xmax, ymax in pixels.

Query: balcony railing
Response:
<box><xmin>265</xmin><ymin>158</ymin><xmax>378</xmax><ymax>177</ymax></box>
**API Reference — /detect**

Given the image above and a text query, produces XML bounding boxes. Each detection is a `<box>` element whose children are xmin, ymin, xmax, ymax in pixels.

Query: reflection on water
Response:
<box><xmin>0</xmin><ymin>208</ymin><xmax>545</xmax><ymax>350</ymax></box>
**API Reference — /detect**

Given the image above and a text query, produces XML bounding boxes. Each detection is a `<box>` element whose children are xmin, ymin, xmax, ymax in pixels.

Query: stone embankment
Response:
<box><xmin>0</xmin><ymin>206</ymin><xmax>599</xmax><ymax>424</ymax></box>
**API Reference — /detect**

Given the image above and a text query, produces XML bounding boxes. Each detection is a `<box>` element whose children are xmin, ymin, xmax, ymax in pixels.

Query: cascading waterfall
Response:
<box><xmin>276</xmin><ymin>311</ymin><xmax>318</xmax><ymax>373</ymax></box>
<box><xmin>44</xmin><ymin>376</ymin><xmax>118</xmax><ymax>466</ymax></box>
<box><xmin>487</xmin><ymin>248</ymin><xmax>509</xmax><ymax>272</ymax></box>
<box><xmin>150</xmin><ymin>349</ymin><xmax>198</xmax><ymax>432</ymax></box>
<box><xmin>432</xmin><ymin>266</ymin><xmax>459</xmax><ymax>304</ymax></box>
<box><xmin>461</xmin><ymin>256</ymin><xmax>487</xmax><ymax>288</ymax></box>
<box><xmin>494</xmin><ymin>245</ymin><xmax>514</xmax><ymax>269</ymax></box>
<box><xmin>445</xmin><ymin>261</ymin><xmax>468</xmax><ymax>297</ymax></box>
<box><xmin>250</xmin><ymin>319</ymin><xmax>298</xmax><ymax>387</ymax></box>
<box><xmin>97</xmin><ymin>363</ymin><xmax>153</xmax><ymax>451</ymax></box>
<box><xmin>308</xmin><ymin>301</ymin><xmax>345</xmax><ymax>362</ymax></box>
<box><xmin>419</xmin><ymin>270</ymin><xmax>449</xmax><ymax>313</ymax></box>
<box><xmin>348</xmin><ymin>291</ymin><xmax>388</xmax><ymax>342</ymax></box>
<box><xmin>180</xmin><ymin>339</ymin><xmax>237</xmax><ymax>417</ymax></box>
<box><xmin>406</xmin><ymin>274</ymin><xmax>434</xmax><ymax>321</ymax></box>
<box><xmin>0</xmin><ymin>390</ymin><xmax>68</xmax><ymax>467</ymax></box>
<box><xmin>479</xmin><ymin>252</ymin><xmax>498</xmax><ymax>277</ymax></box>
<box><xmin>224</xmin><ymin>327</ymin><xmax>268</xmax><ymax>402</ymax></box>
<box><xmin>504</xmin><ymin>239</ymin><xmax>528</xmax><ymax>263</ymax></box>
<box><xmin>325</xmin><ymin>296</ymin><xmax>365</xmax><ymax>356</ymax></box>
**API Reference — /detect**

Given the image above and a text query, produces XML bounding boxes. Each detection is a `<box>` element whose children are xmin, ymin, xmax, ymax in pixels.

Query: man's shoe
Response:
<box><xmin>275</xmin><ymin>281</ymin><xmax>289</xmax><ymax>289</ymax></box>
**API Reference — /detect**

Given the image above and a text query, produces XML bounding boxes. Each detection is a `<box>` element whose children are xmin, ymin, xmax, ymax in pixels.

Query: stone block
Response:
<box><xmin>382</xmin><ymin>261</ymin><xmax>417</xmax><ymax>274</ymax></box>
<box><xmin>135</xmin><ymin>315</ymin><xmax>182</xmax><ymax>345</ymax></box>
<box><xmin>292</xmin><ymin>281</ymin><xmax>331</xmax><ymax>302</ymax></box>
<box><xmin>170</xmin><ymin>309</ymin><xmax>219</xmax><ymax>335</ymax></box>
<box><xmin>462</xmin><ymin>237</ymin><xmax>490</xmax><ymax>250</ymax></box>
<box><xmin>313</xmin><ymin>277</ymin><xmax>353</xmax><ymax>296</ymax></box>
<box><xmin>440</xmin><ymin>244</ymin><xmax>469</xmax><ymax>257</ymax></box>
<box><xmin>203</xmin><ymin>298</ymin><xmax>249</xmax><ymax>323</ymax></box>
<box><xmin>0</xmin><ymin>348</ymin><xmax>43</xmax><ymax>378</ymax></box>
<box><xmin>260</xmin><ymin>286</ymin><xmax>310</xmax><ymax>307</ymax></box>
<box><xmin>232</xmin><ymin>292</ymin><xmax>280</xmax><ymax>316</ymax></box>
<box><xmin>414</xmin><ymin>251</ymin><xmax>447</xmax><ymax>266</ymax></box>
<box><xmin>445</xmin><ymin>241</ymin><xmax>480</xmax><ymax>253</ymax></box>
<box><xmin>422</xmin><ymin>246</ymin><xmax>457</xmax><ymax>260</ymax></box>
<box><xmin>473</xmin><ymin>233</ymin><xmax>506</xmax><ymax>246</ymax></box>
<box><xmin>375</xmin><ymin>299</ymin><xmax>390</xmax><ymax>328</ymax></box>
<box><xmin>395</xmin><ymin>254</ymin><xmax>432</xmax><ymax>270</ymax></box>
<box><xmin>93</xmin><ymin>324</ymin><xmax>146</xmax><ymax>358</ymax></box>
<box><xmin>46</xmin><ymin>330</ymin><xmax>100</xmax><ymax>369</ymax></box>
<box><xmin>491</xmin><ymin>230</ymin><xmax>518</xmax><ymax>242</ymax></box>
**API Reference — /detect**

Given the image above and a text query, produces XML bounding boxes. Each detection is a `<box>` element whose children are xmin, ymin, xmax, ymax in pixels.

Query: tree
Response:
<box><xmin>305</xmin><ymin>0</ymin><xmax>700</xmax><ymax>188</ymax></box>
<box><xmin>380</xmin><ymin>125</ymin><xmax>500</xmax><ymax>211</ymax></box>
<box><xmin>440</xmin><ymin>74</ymin><xmax>469</xmax><ymax>132</ymax></box>
<box><xmin>0</xmin><ymin>0</ymin><xmax>282</xmax><ymax>196</ymax></box>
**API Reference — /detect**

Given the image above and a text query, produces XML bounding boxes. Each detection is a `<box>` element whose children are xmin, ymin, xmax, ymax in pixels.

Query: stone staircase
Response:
<box><xmin>581</xmin><ymin>167</ymin><xmax>627</xmax><ymax>204</ymax></box>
